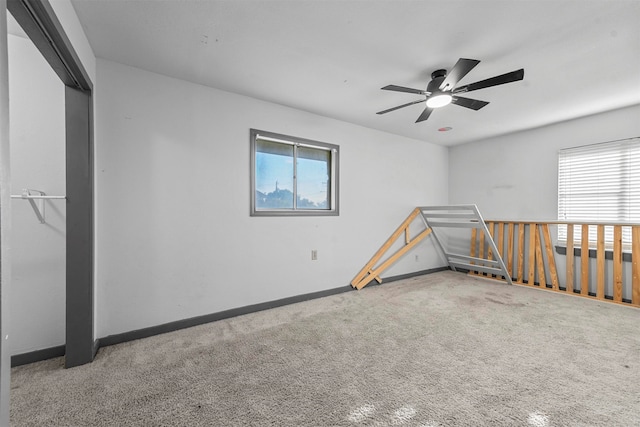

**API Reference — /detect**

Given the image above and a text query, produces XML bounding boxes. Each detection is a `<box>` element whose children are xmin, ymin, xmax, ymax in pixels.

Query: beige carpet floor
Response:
<box><xmin>10</xmin><ymin>271</ymin><xmax>640</xmax><ymax>426</ymax></box>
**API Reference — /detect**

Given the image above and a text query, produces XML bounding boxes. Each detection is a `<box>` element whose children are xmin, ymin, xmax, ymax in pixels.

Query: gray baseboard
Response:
<box><xmin>11</xmin><ymin>345</ymin><xmax>65</xmax><ymax>368</ymax></box>
<box><xmin>98</xmin><ymin>284</ymin><xmax>353</xmax><ymax>348</ymax></box>
<box><xmin>371</xmin><ymin>266</ymin><xmax>450</xmax><ymax>286</ymax></box>
<box><xmin>99</xmin><ymin>267</ymin><xmax>449</xmax><ymax>348</ymax></box>
<box><xmin>15</xmin><ymin>267</ymin><xmax>449</xmax><ymax>366</ymax></box>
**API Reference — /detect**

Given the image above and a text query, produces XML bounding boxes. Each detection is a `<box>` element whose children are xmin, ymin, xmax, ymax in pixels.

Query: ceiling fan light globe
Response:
<box><xmin>426</xmin><ymin>93</ymin><xmax>452</xmax><ymax>109</ymax></box>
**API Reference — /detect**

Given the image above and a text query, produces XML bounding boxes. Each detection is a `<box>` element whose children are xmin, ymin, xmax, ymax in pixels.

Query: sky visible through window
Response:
<box><xmin>256</xmin><ymin>152</ymin><xmax>328</xmax><ymax>206</ymax></box>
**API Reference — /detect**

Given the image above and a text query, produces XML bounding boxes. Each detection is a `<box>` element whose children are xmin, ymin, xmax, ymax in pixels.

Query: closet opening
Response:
<box><xmin>7</xmin><ymin>0</ymin><xmax>94</xmax><ymax>369</ymax></box>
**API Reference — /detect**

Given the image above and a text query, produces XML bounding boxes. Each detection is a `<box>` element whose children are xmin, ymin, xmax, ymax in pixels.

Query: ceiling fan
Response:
<box><xmin>377</xmin><ymin>58</ymin><xmax>524</xmax><ymax>123</ymax></box>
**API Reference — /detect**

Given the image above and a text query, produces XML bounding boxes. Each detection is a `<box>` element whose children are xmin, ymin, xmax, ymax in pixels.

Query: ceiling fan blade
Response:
<box><xmin>376</xmin><ymin>99</ymin><xmax>425</xmax><ymax>115</ymax></box>
<box><xmin>415</xmin><ymin>106</ymin><xmax>433</xmax><ymax>123</ymax></box>
<box><xmin>451</xmin><ymin>96</ymin><xmax>489</xmax><ymax>111</ymax></box>
<box><xmin>381</xmin><ymin>84</ymin><xmax>427</xmax><ymax>95</ymax></box>
<box><xmin>439</xmin><ymin>58</ymin><xmax>480</xmax><ymax>91</ymax></box>
<box><xmin>453</xmin><ymin>69</ymin><xmax>524</xmax><ymax>94</ymax></box>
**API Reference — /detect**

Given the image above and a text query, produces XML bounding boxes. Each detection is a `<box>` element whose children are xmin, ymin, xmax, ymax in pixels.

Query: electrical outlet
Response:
<box><xmin>311</xmin><ymin>250</ymin><xmax>318</xmax><ymax>260</ymax></box>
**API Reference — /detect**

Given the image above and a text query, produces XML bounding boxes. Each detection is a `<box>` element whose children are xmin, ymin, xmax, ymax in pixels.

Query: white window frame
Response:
<box><xmin>250</xmin><ymin>129</ymin><xmax>339</xmax><ymax>217</ymax></box>
<box><xmin>557</xmin><ymin>137</ymin><xmax>640</xmax><ymax>250</ymax></box>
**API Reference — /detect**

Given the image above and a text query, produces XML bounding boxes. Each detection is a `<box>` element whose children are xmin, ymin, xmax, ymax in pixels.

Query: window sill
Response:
<box><xmin>251</xmin><ymin>209</ymin><xmax>339</xmax><ymax>217</ymax></box>
<box><xmin>555</xmin><ymin>245</ymin><xmax>632</xmax><ymax>262</ymax></box>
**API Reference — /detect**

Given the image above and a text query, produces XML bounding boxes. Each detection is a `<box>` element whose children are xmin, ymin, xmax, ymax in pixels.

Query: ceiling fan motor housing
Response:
<box><xmin>427</xmin><ymin>69</ymin><xmax>447</xmax><ymax>93</ymax></box>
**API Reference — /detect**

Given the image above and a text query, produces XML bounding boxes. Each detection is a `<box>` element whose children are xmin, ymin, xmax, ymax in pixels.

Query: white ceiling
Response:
<box><xmin>68</xmin><ymin>0</ymin><xmax>640</xmax><ymax>146</ymax></box>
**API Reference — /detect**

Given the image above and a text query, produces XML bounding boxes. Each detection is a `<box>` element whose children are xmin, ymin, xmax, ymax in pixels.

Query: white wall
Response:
<box><xmin>95</xmin><ymin>59</ymin><xmax>448</xmax><ymax>338</ymax></box>
<box><xmin>8</xmin><ymin>34</ymin><xmax>66</xmax><ymax>355</ymax></box>
<box><xmin>449</xmin><ymin>104</ymin><xmax>640</xmax><ymax>219</ymax></box>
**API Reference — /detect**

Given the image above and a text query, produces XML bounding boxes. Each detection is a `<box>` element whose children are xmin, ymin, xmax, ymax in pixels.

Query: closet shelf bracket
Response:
<box><xmin>10</xmin><ymin>189</ymin><xmax>66</xmax><ymax>224</ymax></box>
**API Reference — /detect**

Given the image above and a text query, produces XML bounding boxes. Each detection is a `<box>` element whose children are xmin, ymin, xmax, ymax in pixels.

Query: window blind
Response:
<box><xmin>558</xmin><ymin>137</ymin><xmax>640</xmax><ymax>247</ymax></box>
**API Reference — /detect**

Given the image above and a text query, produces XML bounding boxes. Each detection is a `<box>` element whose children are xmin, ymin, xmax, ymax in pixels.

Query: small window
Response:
<box><xmin>558</xmin><ymin>137</ymin><xmax>640</xmax><ymax>248</ymax></box>
<box><xmin>250</xmin><ymin>129</ymin><xmax>339</xmax><ymax>216</ymax></box>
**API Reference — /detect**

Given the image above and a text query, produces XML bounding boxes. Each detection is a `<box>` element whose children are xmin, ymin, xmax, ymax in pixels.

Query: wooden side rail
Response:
<box><xmin>470</xmin><ymin>221</ymin><xmax>640</xmax><ymax>308</ymax></box>
<box><xmin>351</xmin><ymin>208</ymin><xmax>432</xmax><ymax>290</ymax></box>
